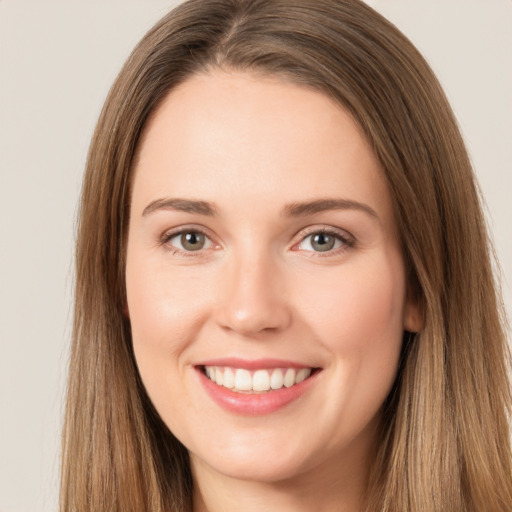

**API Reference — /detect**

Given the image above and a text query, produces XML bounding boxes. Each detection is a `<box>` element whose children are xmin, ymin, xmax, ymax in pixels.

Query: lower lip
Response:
<box><xmin>196</xmin><ymin>368</ymin><xmax>319</xmax><ymax>415</ymax></box>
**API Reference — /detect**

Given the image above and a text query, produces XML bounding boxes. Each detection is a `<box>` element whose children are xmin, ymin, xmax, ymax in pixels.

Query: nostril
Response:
<box><xmin>215</xmin><ymin>300</ymin><xmax>292</xmax><ymax>336</ymax></box>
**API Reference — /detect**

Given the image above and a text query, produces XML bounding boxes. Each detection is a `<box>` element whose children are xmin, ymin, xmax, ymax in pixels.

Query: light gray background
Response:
<box><xmin>1</xmin><ymin>1</ymin><xmax>510</xmax><ymax>511</ymax></box>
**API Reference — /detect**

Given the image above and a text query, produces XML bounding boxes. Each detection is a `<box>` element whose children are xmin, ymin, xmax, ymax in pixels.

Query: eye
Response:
<box><xmin>163</xmin><ymin>229</ymin><xmax>214</xmax><ymax>252</ymax></box>
<box><xmin>296</xmin><ymin>229</ymin><xmax>353</xmax><ymax>253</ymax></box>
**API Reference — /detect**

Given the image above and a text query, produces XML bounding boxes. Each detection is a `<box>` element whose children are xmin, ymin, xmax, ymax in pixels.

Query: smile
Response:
<box><xmin>203</xmin><ymin>366</ymin><xmax>312</xmax><ymax>393</ymax></box>
<box><xmin>196</xmin><ymin>359</ymin><xmax>321</xmax><ymax>414</ymax></box>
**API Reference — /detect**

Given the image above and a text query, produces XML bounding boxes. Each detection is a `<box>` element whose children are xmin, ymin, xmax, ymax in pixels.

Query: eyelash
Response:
<box><xmin>159</xmin><ymin>226</ymin><xmax>355</xmax><ymax>257</ymax></box>
<box><xmin>294</xmin><ymin>227</ymin><xmax>355</xmax><ymax>257</ymax></box>
<box><xmin>159</xmin><ymin>226</ymin><xmax>217</xmax><ymax>258</ymax></box>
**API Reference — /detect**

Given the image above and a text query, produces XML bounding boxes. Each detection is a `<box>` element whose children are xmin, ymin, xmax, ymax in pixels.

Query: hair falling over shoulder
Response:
<box><xmin>60</xmin><ymin>1</ymin><xmax>512</xmax><ymax>510</ymax></box>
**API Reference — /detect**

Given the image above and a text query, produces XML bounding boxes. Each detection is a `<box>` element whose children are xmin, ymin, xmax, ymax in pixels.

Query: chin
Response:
<box><xmin>193</xmin><ymin>450</ymin><xmax>312</xmax><ymax>484</ymax></box>
<box><xmin>188</xmin><ymin>424</ymin><xmax>336</xmax><ymax>485</ymax></box>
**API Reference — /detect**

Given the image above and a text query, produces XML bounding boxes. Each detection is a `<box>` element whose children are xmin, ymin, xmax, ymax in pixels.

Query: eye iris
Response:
<box><xmin>181</xmin><ymin>232</ymin><xmax>205</xmax><ymax>251</ymax></box>
<box><xmin>311</xmin><ymin>233</ymin><xmax>335</xmax><ymax>252</ymax></box>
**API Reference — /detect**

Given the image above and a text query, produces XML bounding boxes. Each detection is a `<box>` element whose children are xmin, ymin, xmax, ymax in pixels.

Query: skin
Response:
<box><xmin>125</xmin><ymin>70</ymin><xmax>422</xmax><ymax>512</ymax></box>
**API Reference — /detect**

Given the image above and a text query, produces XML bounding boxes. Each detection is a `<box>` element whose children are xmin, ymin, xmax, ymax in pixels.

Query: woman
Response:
<box><xmin>60</xmin><ymin>0</ymin><xmax>512</xmax><ymax>510</ymax></box>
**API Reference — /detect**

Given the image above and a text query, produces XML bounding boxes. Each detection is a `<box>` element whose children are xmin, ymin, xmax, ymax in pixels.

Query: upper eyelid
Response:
<box><xmin>293</xmin><ymin>225</ymin><xmax>355</xmax><ymax>242</ymax></box>
<box><xmin>161</xmin><ymin>224</ymin><xmax>216</xmax><ymax>242</ymax></box>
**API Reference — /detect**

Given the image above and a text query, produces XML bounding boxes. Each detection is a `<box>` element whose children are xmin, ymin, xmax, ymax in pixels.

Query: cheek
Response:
<box><xmin>298</xmin><ymin>251</ymin><xmax>406</xmax><ymax>415</ymax></box>
<box><xmin>302</xmin><ymin>253</ymin><xmax>406</xmax><ymax>348</ymax></box>
<box><xmin>293</xmin><ymin>253</ymin><xmax>406</xmax><ymax>446</ymax></box>
<box><xmin>127</xmin><ymin>257</ymin><xmax>207</xmax><ymax>348</ymax></box>
<box><xmin>125</xmin><ymin>253</ymin><xmax>211</xmax><ymax>406</ymax></box>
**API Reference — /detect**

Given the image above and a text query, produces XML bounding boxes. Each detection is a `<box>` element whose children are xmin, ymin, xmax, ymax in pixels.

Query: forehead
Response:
<box><xmin>131</xmin><ymin>70</ymin><xmax>393</xmax><ymax>227</ymax></box>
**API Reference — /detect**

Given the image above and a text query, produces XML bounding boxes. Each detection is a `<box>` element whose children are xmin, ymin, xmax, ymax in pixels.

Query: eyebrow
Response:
<box><xmin>282</xmin><ymin>198</ymin><xmax>379</xmax><ymax>220</ymax></box>
<box><xmin>142</xmin><ymin>198</ymin><xmax>219</xmax><ymax>217</ymax></box>
<box><xmin>142</xmin><ymin>197</ymin><xmax>379</xmax><ymax>221</ymax></box>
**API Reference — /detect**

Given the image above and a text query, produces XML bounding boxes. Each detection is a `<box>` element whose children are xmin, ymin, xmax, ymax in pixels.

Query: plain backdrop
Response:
<box><xmin>0</xmin><ymin>1</ymin><xmax>511</xmax><ymax>511</ymax></box>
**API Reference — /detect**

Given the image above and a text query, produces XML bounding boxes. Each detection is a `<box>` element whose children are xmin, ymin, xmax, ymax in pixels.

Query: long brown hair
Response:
<box><xmin>61</xmin><ymin>1</ymin><xmax>512</xmax><ymax>510</ymax></box>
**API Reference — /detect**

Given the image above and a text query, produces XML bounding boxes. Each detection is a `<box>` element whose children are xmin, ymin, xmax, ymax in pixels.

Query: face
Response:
<box><xmin>126</xmin><ymin>71</ymin><xmax>421</xmax><ymax>486</ymax></box>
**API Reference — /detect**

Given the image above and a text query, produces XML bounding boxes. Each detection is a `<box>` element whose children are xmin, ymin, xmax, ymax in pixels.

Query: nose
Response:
<box><xmin>214</xmin><ymin>252</ymin><xmax>292</xmax><ymax>336</ymax></box>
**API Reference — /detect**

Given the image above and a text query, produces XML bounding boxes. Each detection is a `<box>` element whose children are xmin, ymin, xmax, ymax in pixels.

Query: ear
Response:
<box><xmin>403</xmin><ymin>286</ymin><xmax>423</xmax><ymax>333</ymax></box>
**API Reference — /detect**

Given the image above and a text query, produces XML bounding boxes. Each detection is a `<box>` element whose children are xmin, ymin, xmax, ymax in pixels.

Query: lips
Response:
<box><xmin>195</xmin><ymin>359</ymin><xmax>320</xmax><ymax>415</ymax></box>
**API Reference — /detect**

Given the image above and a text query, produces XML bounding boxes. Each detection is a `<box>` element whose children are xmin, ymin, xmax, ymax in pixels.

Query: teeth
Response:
<box><xmin>223</xmin><ymin>367</ymin><xmax>235</xmax><ymax>389</ymax></box>
<box><xmin>270</xmin><ymin>368</ymin><xmax>284</xmax><ymax>389</ymax></box>
<box><xmin>295</xmin><ymin>368</ymin><xmax>310</xmax><ymax>384</ymax></box>
<box><xmin>253</xmin><ymin>370</ymin><xmax>270</xmax><ymax>391</ymax></box>
<box><xmin>284</xmin><ymin>368</ymin><xmax>295</xmax><ymax>388</ymax></box>
<box><xmin>234</xmin><ymin>369</ymin><xmax>252</xmax><ymax>391</ymax></box>
<box><xmin>204</xmin><ymin>366</ymin><xmax>312</xmax><ymax>393</ymax></box>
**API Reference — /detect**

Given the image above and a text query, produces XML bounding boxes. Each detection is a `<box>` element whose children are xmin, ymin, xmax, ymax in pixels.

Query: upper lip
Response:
<box><xmin>194</xmin><ymin>357</ymin><xmax>319</xmax><ymax>370</ymax></box>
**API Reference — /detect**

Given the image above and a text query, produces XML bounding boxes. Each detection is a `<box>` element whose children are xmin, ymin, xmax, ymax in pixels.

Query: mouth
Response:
<box><xmin>195</xmin><ymin>360</ymin><xmax>321</xmax><ymax>415</ymax></box>
<box><xmin>200</xmin><ymin>365</ymin><xmax>318</xmax><ymax>393</ymax></box>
